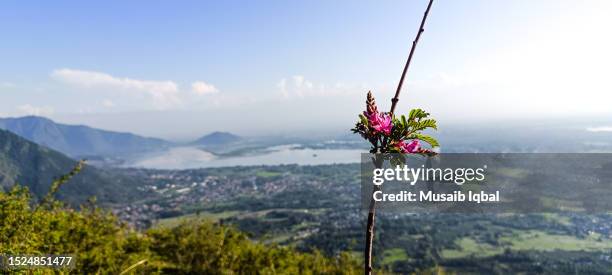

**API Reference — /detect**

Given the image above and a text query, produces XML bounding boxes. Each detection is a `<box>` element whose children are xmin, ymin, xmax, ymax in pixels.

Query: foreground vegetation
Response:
<box><xmin>0</xmin><ymin>184</ymin><xmax>360</xmax><ymax>274</ymax></box>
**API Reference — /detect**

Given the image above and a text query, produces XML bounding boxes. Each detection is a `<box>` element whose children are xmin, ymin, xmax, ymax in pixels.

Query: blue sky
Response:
<box><xmin>1</xmin><ymin>1</ymin><xmax>611</xmax><ymax>139</ymax></box>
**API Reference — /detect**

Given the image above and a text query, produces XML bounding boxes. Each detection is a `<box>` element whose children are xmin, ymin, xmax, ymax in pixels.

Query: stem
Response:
<box><xmin>365</xmin><ymin>1</ymin><xmax>434</xmax><ymax>274</ymax></box>
<box><xmin>365</xmin><ymin>156</ymin><xmax>383</xmax><ymax>274</ymax></box>
<box><xmin>364</xmin><ymin>198</ymin><xmax>377</xmax><ymax>273</ymax></box>
<box><xmin>389</xmin><ymin>0</ymin><xmax>434</xmax><ymax>116</ymax></box>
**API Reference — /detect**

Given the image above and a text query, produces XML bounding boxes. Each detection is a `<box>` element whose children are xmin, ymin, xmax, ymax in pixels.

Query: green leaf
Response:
<box><xmin>408</xmin><ymin>109</ymin><xmax>429</xmax><ymax>121</ymax></box>
<box><xmin>359</xmin><ymin>114</ymin><xmax>368</xmax><ymax>126</ymax></box>
<box><xmin>411</xmin><ymin>134</ymin><xmax>439</xmax><ymax>147</ymax></box>
<box><xmin>417</xmin><ymin>119</ymin><xmax>437</xmax><ymax>130</ymax></box>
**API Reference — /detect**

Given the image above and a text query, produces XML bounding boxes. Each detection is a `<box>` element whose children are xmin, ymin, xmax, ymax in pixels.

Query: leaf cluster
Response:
<box><xmin>352</xmin><ymin>106</ymin><xmax>440</xmax><ymax>154</ymax></box>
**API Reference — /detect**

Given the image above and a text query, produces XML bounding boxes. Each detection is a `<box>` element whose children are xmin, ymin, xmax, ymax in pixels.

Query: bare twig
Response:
<box><xmin>119</xmin><ymin>259</ymin><xmax>148</xmax><ymax>275</ymax></box>
<box><xmin>38</xmin><ymin>160</ymin><xmax>86</xmax><ymax>209</ymax></box>
<box><xmin>389</xmin><ymin>0</ymin><xmax>434</xmax><ymax>116</ymax></box>
<box><xmin>364</xmin><ymin>1</ymin><xmax>434</xmax><ymax>273</ymax></box>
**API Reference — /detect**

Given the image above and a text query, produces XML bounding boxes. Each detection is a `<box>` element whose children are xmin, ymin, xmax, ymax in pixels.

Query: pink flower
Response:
<box><xmin>366</xmin><ymin>112</ymin><xmax>392</xmax><ymax>135</ymax></box>
<box><xmin>397</xmin><ymin>140</ymin><xmax>420</xmax><ymax>153</ymax></box>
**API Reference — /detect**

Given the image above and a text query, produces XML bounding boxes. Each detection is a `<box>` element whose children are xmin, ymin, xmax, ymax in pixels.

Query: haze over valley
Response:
<box><xmin>2</xmin><ymin>115</ymin><xmax>612</xmax><ymax>170</ymax></box>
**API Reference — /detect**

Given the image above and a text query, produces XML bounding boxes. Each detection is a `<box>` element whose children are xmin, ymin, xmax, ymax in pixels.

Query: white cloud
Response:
<box><xmin>587</xmin><ymin>127</ymin><xmax>612</xmax><ymax>133</ymax></box>
<box><xmin>277</xmin><ymin>75</ymin><xmax>364</xmax><ymax>99</ymax></box>
<box><xmin>16</xmin><ymin>104</ymin><xmax>54</xmax><ymax>116</ymax></box>
<box><xmin>277</xmin><ymin>78</ymin><xmax>289</xmax><ymax>98</ymax></box>
<box><xmin>191</xmin><ymin>81</ymin><xmax>219</xmax><ymax>95</ymax></box>
<box><xmin>102</xmin><ymin>99</ymin><xmax>115</xmax><ymax>108</ymax></box>
<box><xmin>51</xmin><ymin>68</ymin><xmax>181</xmax><ymax>109</ymax></box>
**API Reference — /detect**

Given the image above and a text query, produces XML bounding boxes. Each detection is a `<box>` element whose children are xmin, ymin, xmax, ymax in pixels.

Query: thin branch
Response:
<box><xmin>364</xmin><ymin>1</ymin><xmax>435</xmax><ymax>274</ymax></box>
<box><xmin>119</xmin><ymin>259</ymin><xmax>148</xmax><ymax>275</ymax></box>
<box><xmin>389</xmin><ymin>0</ymin><xmax>434</xmax><ymax>115</ymax></box>
<box><xmin>38</xmin><ymin>160</ymin><xmax>86</xmax><ymax>209</ymax></box>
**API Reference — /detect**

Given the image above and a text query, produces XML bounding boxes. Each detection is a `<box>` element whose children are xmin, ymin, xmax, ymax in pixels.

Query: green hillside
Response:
<box><xmin>0</xmin><ymin>129</ymin><xmax>140</xmax><ymax>204</ymax></box>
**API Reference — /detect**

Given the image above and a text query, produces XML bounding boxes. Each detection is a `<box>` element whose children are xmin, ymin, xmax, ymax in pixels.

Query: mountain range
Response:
<box><xmin>0</xmin><ymin>116</ymin><xmax>242</xmax><ymax>159</ymax></box>
<box><xmin>0</xmin><ymin>129</ymin><xmax>140</xmax><ymax>204</ymax></box>
<box><xmin>0</xmin><ymin>116</ymin><xmax>171</xmax><ymax>158</ymax></box>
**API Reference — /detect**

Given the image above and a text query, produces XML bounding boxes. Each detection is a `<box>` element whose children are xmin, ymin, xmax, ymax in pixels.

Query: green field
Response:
<box><xmin>501</xmin><ymin>230</ymin><xmax>612</xmax><ymax>251</ymax></box>
<box><xmin>441</xmin><ymin>237</ymin><xmax>504</xmax><ymax>259</ymax></box>
<box><xmin>255</xmin><ymin>170</ymin><xmax>282</xmax><ymax>178</ymax></box>
<box><xmin>154</xmin><ymin>210</ymin><xmax>240</xmax><ymax>228</ymax></box>
<box><xmin>381</xmin><ymin>248</ymin><xmax>409</xmax><ymax>266</ymax></box>
<box><xmin>441</xmin><ymin>230</ymin><xmax>612</xmax><ymax>259</ymax></box>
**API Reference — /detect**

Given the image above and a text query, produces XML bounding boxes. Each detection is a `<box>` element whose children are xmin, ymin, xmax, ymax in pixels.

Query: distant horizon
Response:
<box><xmin>2</xmin><ymin>113</ymin><xmax>612</xmax><ymax>142</ymax></box>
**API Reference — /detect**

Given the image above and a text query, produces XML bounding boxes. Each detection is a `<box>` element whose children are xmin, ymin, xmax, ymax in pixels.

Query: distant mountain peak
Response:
<box><xmin>14</xmin><ymin>115</ymin><xmax>52</xmax><ymax>121</ymax></box>
<box><xmin>192</xmin><ymin>131</ymin><xmax>241</xmax><ymax>146</ymax></box>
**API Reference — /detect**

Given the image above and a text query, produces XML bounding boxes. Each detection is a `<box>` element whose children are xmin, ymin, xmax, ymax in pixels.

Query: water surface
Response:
<box><xmin>127</xmin><ymin>145</ymin><xmax>362</xmax><ymax>169</ymax></box>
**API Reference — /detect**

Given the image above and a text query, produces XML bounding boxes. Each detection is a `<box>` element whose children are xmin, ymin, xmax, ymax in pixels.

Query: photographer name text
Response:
<box><xmin>372</xmin><ymin>190</ymin><xmax>499</xmax><ymax>203</ymax></box>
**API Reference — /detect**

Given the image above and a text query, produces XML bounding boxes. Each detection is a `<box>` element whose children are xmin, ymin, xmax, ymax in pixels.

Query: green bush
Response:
<box><xmin>0</xmin><ymin>185</ymin><xmax>360</xmax><ymax>274</ymax></box>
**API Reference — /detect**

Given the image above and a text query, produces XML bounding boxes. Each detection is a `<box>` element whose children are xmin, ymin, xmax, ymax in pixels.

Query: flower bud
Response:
<box><xmin>366</xmin><ymin>91</ymin><xmax>378</xmax><ymax>116</ymax></box>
